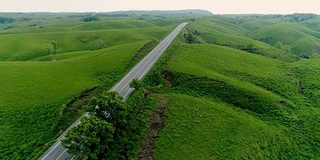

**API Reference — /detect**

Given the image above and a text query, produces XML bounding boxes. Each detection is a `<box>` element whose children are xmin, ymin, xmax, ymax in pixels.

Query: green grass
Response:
<box><xmin>0</xmin><ymin>43</ymin><xmax>144</xmax><ymax>108</ymax></box>
<box><xmin>155</xmin><ymin>94</ymin><xmax>295</xmax><ymax>159</ymax></box>
<box><xmin>74</xmin><ymin>20</ymin><xmax>157</xmax><ymax>31</ymax></box>
<box><xmin>0</xmin><ymin>13</ymin><xmax>180</xmax><ymax>159</ymax></box>
<box><xmin>291</xmin><ymin>58</ymin><xmax>320</xmax><ymax>107</ymax></box>
<box><xmin>185</xmin><ymin>19</ymin><xmax>298</xmax><ymax>61</ymax></box>
<box><xmin>0</xmin><ymin>26</ymin><xmax>173</xmax><ymax>61</ymax></box>
<box><xmin>0</xmin><ymin>42</ymin><xmax>150</xmax><ymax>159</ymax></box>
<box><xmin>145</xmin><ymin>42</ymin><xmax>320</xmax><ymax>159</ymax></box>
<box><xmin>240</xmin><ymin>20</ymin><xmax>278</xmax><ymax>31</ymax></box>
<box><xmin>167</xmin><ymin>44</ymin><xmax>299</xmax><ymax>101</ymax></box>
<box><xmin>139</xmin><ymin>17</ymin><xmax>320</xmax><ymax>159</ymax></box>
<box><xmin>252</xmin><ymin>23</ymin><xmax>320</xmax><ymax>57</ymax></box>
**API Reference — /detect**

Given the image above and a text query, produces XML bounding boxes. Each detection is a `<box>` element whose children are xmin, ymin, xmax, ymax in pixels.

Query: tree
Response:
<box><xmin>246</xmin><ymin>43</ymin><xmax>255</xmax><ymax>52</ymax></box>
<box><xmin>0</xmin><ymin>16</ymin><xmax>14</xmax><ymax>24</ymax></box>
<box><xmin>283</xmin><ymin>44</ymin><xmax>291</xmax><ymax>53</ymax></box>
<box><xmin>87</xmin><ymin>91</ymin><xmax>127</xmax><ymax>130</ymax></box>
<box><xmin>62</xmin><ymin>116</ymin><xmax>115</xmax><ymax>160</ymax></box>
<box><xmin>275</xmin><ymin>41</ymin><xmax>291</xmax><ymax>53</ymax></box>
<box><xmin>275</xmin><ymin>41</ymin><xmax>283</xmax><ymax>49</ymax></box>
<box><xmin>129</xmin><ymin>78</ymin><xmax>142</xmax><ymax>90</ymax></box>
<box><xmin>185</xmin><ymin>32</ymin><xmax>196</xmax><ymax>44</ymax></box>
<box><xmin>51</xmin><ymin>40</ymin><xmax>58</xmax><ymax>54</ymax></box>
<box><xmin>44</xmin><ymin>43</ymin><xmax>53</xmax><ymax>55</ymax></box>
<box><xmin>82</xmin><ymin>15</ymin><xmax>100</xmax><ymax>22</ymax></box>
<box><xmin>89</xmin><ymin>39</ymin><xmax>106</xmax><ymax>50</ymax></box>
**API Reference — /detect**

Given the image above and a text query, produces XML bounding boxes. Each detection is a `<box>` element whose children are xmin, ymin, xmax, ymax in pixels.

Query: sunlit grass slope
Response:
<box><xmin>155</xmin><ymin>94</ymin><xmax>294</xmax><ymax>160</ymax></box>
<box><xmin>146</xmin><ymin>18</ymin><xmax>320</xmax><ymax>158</ymax></box>
<box><xmin>0</xmin><ymin>14</ymin><xmax>178</xmax><ymax>159</ymax></box>
<box><xmin>0</xmin><ymin>43</ymin><xmax>148</xmax><ymax>159</ymax></box>
<box><xmin>168</xmin><ymin>44</ymin><xmax>298</xmax><ymax>101</ymax></box>
<box><xmin>74</xmin><ymin>20</ymin><xmax>156</xmax><ymax>31</ymax></box>
<box><xmin>0</xmin><ymin>18</ymin><xmax>172</xmax><ymax>34</ymax></box>
<box><xmin>150</xmin><ymin>42</ymin><xmax>320</xmax><ymax>159</ymax></box>
<box><xmin>0</xmin><ymin>26</ymin><xmax>172</xmax><ymax>61</ymax></box>
<box><xmin>186</xmin><ymin>18</ymin><xmax>298</xmax><ymax>61</ymax></box>
<box><xmin>252</xmin><ymin>23</ymin><xmax>320</xmax><ymax>57</ymax></box>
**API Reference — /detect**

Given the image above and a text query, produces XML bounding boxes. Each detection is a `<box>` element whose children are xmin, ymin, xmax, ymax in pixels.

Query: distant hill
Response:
<box><xmin>102</xmin><ymin>9</ymin><xmax>213</xmax><ymax>17</ymax></box>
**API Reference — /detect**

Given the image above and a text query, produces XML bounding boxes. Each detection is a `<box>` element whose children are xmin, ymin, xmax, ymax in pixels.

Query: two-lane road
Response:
<box><xmin>38</xmin><ymin>22</ymin><xmax>187</xmax><ymax>160</ymax></box>
<box><xmin>111</xmin><ymin>22</ymin><xmax>188</xmax><ymax>99</ymax></box>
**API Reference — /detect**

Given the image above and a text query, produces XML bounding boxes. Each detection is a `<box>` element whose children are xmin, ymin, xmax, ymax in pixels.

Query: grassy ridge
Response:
<box><xmin>150</xmin><ymin>42</ymin><xmax>320</xmax><ymax>159</ymax></box>
<box><xmin>74</xmin><ymin>20</ymin><xmax>156</xmax><ymax>31</ymax></box>
<box><xmin>167</xmin><ymin>44</ymin><xmax>299</xmax><ymax>100</ymax></box>
<box><xmin>0</xmin><ymin>14</ymin><xmax>179</xmax><ymax>159</ymax></box>
<box><xmin>0</xmin><ymin>43</ymin><xmax>144</xmax><ymax>109</ymax></box>
<box><xmin>252</xmin><ymin>23</ymin><xmax>320</xmax><ymax>57</ymax></box>
<box><xmin>0</xmin><ymin>26</ymin><xmax>172</xmax><ymax>61</ymax></box>
<box><xmin>0</xmin><ymin>43</ymin><xmax>147</xmax><ymax>159</ymax></box>
<box><xmin>155</xmin><ymin>94</ymin><xmax>294</xmax><ymax>159</ymax></box>
<box><xmin>185</xmin><ymin>19</ymin><xmax>298</xmax><ymax>61</ymax></box>
<box><xmin>139</xmin><ymin>17</ymin><xmax>320</xmax><ymax>159</ymax></box>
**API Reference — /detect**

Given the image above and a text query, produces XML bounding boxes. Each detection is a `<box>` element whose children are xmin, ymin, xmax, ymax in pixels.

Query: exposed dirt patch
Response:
<box><xmin>136</xmin><ymin>95</ymin><xmax>169</xmax><ymax>160</ymax></box>
<box><xmin>162</xmin><ymin>77</ymin><xmax>172</xmax><ymax>87</ymax></box>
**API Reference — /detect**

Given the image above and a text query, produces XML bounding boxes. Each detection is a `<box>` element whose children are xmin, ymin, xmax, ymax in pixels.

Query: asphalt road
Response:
<box><xmin>38</xmin><ymin>22</ymin><xmax>187</xmax><ymax>160</ymax></box>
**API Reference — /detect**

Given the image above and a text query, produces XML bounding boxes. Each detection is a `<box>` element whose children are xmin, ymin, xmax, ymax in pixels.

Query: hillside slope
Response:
<box><xmin>137</xmin><ymin>16</ymin><xmax>320</xmax><ymax>159</ymax></box>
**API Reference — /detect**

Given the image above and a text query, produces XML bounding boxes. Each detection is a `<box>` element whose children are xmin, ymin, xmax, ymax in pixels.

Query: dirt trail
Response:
<box><xmin>136</xmin><ymin>95</ymin><xmax>169</xmax><ymax>160</ymax></box>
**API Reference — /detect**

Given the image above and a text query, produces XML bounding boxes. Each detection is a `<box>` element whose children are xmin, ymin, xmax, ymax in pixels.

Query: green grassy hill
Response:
<box><xmin>2</xmin><ymin>12</ymin><xmax>320</xmax><ymax>159</ymax></box>
<box><xmin>155</xmin><ymin>94</ymin><xmax>293</xmax><ymax>159</ymax></box>
<box><xmin>185</xmin><ymin>18</ymin><xmax>298</xmax><ymax>61</ymax></box>
<box><xmin>252</xmin><ymin>23</ymin><xmax>320</xmax><ymax>58</ymax></box>
<box><xmin>136</xmin><ymin>16</ymin><xmax>320</xmax><ymax>159</ymax></box>
<box><xmin>0</xmin><ymin>26</ymin><xmax>173</xmax><ymax>61</ymax></box>
<box><xmin>0</xmin><ymin>14</ymin><xmax>178</xmax><ymax>159</ymax></box>
<box><xmin>0</xmin><ymin>42</ymin><xmax>149</xmax><ymax>159</ymax></box>
<box><xmin>150</xmin><ymin>44</ymin><xmax>319</xmax><ymax>158</ymax></box>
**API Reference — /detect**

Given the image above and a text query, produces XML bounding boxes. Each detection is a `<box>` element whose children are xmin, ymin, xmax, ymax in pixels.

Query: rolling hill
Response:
<box><xmin>0</xmin><ymin>13</ymin><xmax>178</xmax><ymax>159</ymax></box>
<box><xmin>136</xmin><ymin>15</ymin><xmax>320</xmax><ymax>159</ymax></box>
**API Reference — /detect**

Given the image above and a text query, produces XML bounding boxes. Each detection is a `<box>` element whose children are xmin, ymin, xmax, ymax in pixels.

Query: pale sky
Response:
<box><xmin>0</xmin><ymin>0</ymin><xmax>319</xmax><ymax>14</ymax></box>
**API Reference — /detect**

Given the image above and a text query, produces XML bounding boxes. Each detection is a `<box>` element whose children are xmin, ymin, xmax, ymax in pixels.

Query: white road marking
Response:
<box><xmin>40</xmin><ymin>141</ymin><xmax>61</xmax><ymax>160</ymax></box>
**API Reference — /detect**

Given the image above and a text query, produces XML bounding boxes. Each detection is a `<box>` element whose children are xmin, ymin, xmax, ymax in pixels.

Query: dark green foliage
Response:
<box><xmin>130</xmin><ymin>78</ymin><xmax>142</xmax><ymax>90</ymax></box>
<box><xmin>184</xmin><ymin>32</ymin><xmax>196</xmax><ymax>43</ymax></box>
<box><xmin>86</xmin><ymin>91</ymin><xmax>126</xmax><ymax>130</ymax></box>
<box><xmin>285</xmin><ymin>13</ymin><xmax>317</xmax><ymax>22</ymax></box>
<box><xmin>62</xmin><ymin>116</ymin><xmax>115</xmax><ymax>160</ymax></box>
<box><xmin>0</xmin><ymin>16</ymin><xmax>14</xmax><ymax>24</ymax></box>
<box><xmin>92</xmin><ymin>71</ymin><xmax>122</xmax><ymax>88</ymax></box>
<box><xmin>275</xmin><ymin>41</ymin><xmax>283</xmax><ymax>49</ymax></box>
<box><xmin>245</xmin><ymin>43</ymin><xmax>255</xmax><ymax>52</ymax></box>
<box><xmin>3</xmin><ymin>26</ymin><xmax>14</xmax><ymax>30</ymax></box>
<box><xmin>51</xmin><ymin>40</ymin><xmax>59</xmax><ymax>54</ymax></box>
<box><xmin>82</xmin><ymin>15</ymin><xmax>100</xmax><ymax>22</ymax></box>
<box><xmin>89</xmin><ymin>39</ymin><xmax>106</xmax><ymax>50</ymax></box>
<box><xmin>44</xmin><ymin>43</ymin><xmax>53</xmax><ymax>55</ymax></box>
<box><xmin>275</xmin><ymin>41</ymin><xmax>291</xmax><ymax>53</ymax></box>
<box><xmin>63</xmin><ymin>91</ymin><xmax>128</xmax><ymax>159</ymax></box>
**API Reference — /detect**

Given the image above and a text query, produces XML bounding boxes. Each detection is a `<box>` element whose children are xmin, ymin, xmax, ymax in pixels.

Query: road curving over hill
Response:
<box><xmin>38</xmin><ymin>22</ymin><xmax>188</xmax><ymax>160</ymax></box>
